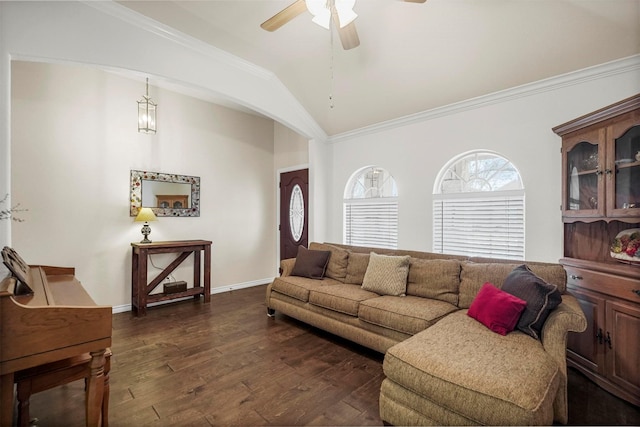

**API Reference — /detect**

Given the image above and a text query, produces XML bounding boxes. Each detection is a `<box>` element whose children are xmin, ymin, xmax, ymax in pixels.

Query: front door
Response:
<box><xmin>280</xmin><ymin>169</ymin><xmax>309</xmax><ymax>262</ymax></box>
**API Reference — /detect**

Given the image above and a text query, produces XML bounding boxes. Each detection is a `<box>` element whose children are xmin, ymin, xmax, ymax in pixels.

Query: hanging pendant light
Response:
<box><xmin>137</xmin><ymin>78</ymin><xmax>157</xmax><ymax>134</ymax></box>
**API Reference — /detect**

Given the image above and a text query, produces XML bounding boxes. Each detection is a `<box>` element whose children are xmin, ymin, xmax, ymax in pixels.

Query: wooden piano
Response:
<box><xmin>0</xmin><ymin>247</ymin><xmax>112</xmax><ymax>426</ymax></box>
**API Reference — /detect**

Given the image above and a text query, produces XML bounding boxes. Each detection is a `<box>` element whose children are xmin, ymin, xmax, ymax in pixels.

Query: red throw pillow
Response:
<box><xmin>468</xmin><ymin>282</ymin><xmax>527</xmax><ymax>336</ymax></box>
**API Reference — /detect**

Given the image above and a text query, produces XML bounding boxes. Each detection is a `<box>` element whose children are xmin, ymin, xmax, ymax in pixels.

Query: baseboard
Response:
<box><xmin>111</xmin><ymin>278</ymin><xmax>272</xmax><ymax>314</ymax></box>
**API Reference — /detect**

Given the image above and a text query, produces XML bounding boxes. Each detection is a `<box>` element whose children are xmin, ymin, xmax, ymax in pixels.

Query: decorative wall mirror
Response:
<box><xmin>130</xmin><ymin>170</ymin><xmax>200</xmax><ymax>217</ymax></box>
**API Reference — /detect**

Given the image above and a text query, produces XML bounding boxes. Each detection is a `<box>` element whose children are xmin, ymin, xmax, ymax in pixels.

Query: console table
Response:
<box><xmin>131</xmin><ymin>240</ymin><xmax>212</xmax><ymax>316</ymax></box>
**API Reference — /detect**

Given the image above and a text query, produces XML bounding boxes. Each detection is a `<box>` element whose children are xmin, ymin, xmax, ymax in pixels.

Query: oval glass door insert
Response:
<box><xmin>289</xmin><ymin>184</ymin><xmax>304</xmax><ymax>242</ymax></box>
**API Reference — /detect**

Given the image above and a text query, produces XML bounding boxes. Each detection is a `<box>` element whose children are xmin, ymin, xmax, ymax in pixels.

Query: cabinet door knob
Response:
<box><xmin>632</xmin><ymin>289</ymin><xmax>640</xmax><ymax>297</ymax></box>
<box><xmin>605</xmin><ymin>332</ymin><xmax>612</xmax><ymax>349</ymax></box>
<box><xmin>570</xmin><ymin>274</ymin><xmax>583</xmax><ymax>280</ymax></box>
<box><xmin>596</xmin><ymin>328</ymin><xmax>603</xmax><ymax>345</ymax></box>
<box><xmin>605</xmin><ymin>168</ymin><xmax>613</xmax><ymax>175</ymax></box>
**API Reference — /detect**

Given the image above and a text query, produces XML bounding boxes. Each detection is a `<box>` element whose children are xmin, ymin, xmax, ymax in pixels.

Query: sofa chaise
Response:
<box><xmin>265</xmin><ymin>243</ymin><xmax>587</xmax><ymax>425</ymax></box>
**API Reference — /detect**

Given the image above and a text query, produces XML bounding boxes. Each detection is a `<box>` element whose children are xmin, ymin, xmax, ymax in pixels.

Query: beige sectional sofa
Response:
<box><xmin>265</xmin><ymin>242</ymin><xmax>587</xmax><ymax>425</ymax></box>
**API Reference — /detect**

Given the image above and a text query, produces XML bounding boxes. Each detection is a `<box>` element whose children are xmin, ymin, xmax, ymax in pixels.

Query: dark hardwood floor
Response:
<box><xmin>18</xmin><ymin>285</ymin><xmax>640</xmax><ymax>426</ymax></box>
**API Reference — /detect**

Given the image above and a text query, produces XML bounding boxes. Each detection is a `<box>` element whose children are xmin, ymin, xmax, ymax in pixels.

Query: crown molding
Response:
<box><xmin>69</xmin><ymin>3</ymin><xmax>640</xmax><ymax>145</ymax></box>
<box><xmin>83</xmin><ymin>0</ymin><xmax>273</xmax><ymax>80</ymax></box>
<box><xmin>328</xmin><ymin>54</ymin><xmax>640</xmax><ymax>144</ymax></box>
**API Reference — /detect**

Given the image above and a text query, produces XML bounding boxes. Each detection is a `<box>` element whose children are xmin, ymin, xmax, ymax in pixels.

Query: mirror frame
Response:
<box><xmin>130</xmin><ymin>169</ymin><xmax>200</xmax><ymax>217</ymax></box>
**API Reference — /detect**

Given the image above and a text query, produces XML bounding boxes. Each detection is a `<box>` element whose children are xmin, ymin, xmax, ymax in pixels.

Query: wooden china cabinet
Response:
<box><xmin>155</xmin><ymin>194</ymin><xmax>189</xmax><ymax>209</ymax></box>
<box><xmin>553</xmin><ymin>94</ymin><xmax>640</xmax><ymax>407</ymax></box>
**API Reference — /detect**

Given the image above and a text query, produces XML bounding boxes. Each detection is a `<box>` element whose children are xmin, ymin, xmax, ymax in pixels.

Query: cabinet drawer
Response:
<box><xmin>565</xmin><ymin>265</ymin><xmax>640</xmax><ymax>303</ymax></box>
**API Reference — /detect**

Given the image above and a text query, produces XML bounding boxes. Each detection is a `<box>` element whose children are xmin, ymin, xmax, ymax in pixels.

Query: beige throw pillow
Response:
<box><xmin>361</xmin><ymin>252</ymin><xmax>410</xmax><ymax>296</ymax></box>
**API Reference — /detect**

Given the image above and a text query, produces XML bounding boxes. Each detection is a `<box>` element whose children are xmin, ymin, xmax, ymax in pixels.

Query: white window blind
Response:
<box><xmin>344</xmin><ymin>198</ymin><xmax>398</xmax><ymax>249</ymax></box>
<box><xmin>344</xmin><ymin>166</ymin><xmax>398</xmax><ymax>250</ymax></box>
<box><xmin>433</xmin><ymin>192</ymin><xmax>525</xmax><ymax>260</ymax></box>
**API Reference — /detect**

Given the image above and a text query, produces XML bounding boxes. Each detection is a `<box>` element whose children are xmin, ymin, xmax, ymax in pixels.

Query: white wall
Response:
<box><xmin>274</xmin><ymin>122</ymin><xmax>308</xmax><ymax>171</ymax></box>
<box><xmin>11</xmin><ymin>61</ymin><xmax>279</xmax><ymax>309</ymax></box>
<box><xmin>326</xmin><ymin>59</ymin><xmax>640</xmax><ymax>261</ymax></box>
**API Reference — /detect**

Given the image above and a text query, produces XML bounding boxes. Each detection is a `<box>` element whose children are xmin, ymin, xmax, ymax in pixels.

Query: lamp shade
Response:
<box><xmin>135</xmin><ymin>207</ymin><xmax>158</xmax><ymax>223</ymax></box>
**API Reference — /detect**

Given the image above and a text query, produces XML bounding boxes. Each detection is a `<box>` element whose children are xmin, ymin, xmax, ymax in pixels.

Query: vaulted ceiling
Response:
<box><xmin>118</xmin><ymin>0</ymin><xmax>640</xmax><ymax>136</ymax></box>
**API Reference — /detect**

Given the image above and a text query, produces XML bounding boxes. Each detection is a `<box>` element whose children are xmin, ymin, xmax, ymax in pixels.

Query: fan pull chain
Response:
<box><xmin>329</xmin><ymin>12</ymin><xmax>335</xmax><ymax>109</ymax></box>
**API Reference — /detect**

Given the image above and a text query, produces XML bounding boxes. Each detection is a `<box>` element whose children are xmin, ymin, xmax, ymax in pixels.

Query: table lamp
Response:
<box><xmin>134</xmin><ymin>207</ymin><xmax>158</xmax><ymax>243</ymax></box>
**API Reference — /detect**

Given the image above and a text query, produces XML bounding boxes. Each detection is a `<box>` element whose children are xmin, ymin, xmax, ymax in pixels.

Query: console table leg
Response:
<box><xmin>204</xmin><ymin>245</ymin><xmax>211</xmax><ymax>303</ymax></box>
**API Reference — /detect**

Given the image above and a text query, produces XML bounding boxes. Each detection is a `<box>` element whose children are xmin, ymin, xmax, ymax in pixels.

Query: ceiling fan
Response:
<box><xmin>261</xmin><ymin>0</ymin><xmax>427</xmax><ymax>50</ymax></box>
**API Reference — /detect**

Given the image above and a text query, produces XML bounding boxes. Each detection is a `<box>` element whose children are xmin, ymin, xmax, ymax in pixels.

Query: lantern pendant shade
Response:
<box><xmin>137</xmin><ymin>78</ymin><xmax>157</xmax><ymax>134</ymax></box>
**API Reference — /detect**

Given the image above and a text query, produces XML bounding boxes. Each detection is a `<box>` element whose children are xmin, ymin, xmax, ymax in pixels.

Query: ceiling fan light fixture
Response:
<box><xmin>335</xmin><ymin>6</ymin><xmax>357</xmax><ymax>28</ymax></box>
<box><xmin>307</xmin><ymin>0</ymin><xmax>357</xmax><ymax>29</ymax></box>
<box><xmin>310</xmin><ymin>9</ymin><xmax>331</xmax><ymax>29</ymax></box>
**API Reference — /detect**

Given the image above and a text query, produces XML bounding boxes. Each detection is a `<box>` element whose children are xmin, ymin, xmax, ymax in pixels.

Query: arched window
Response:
<box><xmin>344</xmin><ymin>166</ymin><xmax>398</xmax><ymax>249</ymax></box>
<box><xmin>433</xmin><ymin>151</ymin><xmax>525</xmax><ymax>260</ymax></box>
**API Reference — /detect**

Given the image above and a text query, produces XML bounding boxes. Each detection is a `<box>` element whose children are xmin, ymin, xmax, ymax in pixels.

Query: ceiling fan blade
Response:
<box><xmin>404</xmin><ymin>0</ymin><xmax>427</xmax><ymax>3</ymax></box>
<box><xmin>260</xmin><ymin>0</ymin><xmax>307</xmax><ymax>32</ymax></box>
<box><xmin>337</xmin><ymin>21</ymin><xmax>360</xmax><ymax>50</ymax></box>
<box><xmin>331</xmin><ymin>11</ymin><xmax>360</xmax><ymax>50</ymax></box>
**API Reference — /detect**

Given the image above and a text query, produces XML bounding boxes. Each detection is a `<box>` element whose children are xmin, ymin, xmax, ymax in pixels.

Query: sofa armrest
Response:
<box><xmin>540</xmin><ymin>293</ymin><xmax>587</xmax><ymax>424</ymax></box>
<box><xmin>267</xmin><ymin>258</ymin><xmax>296</xmax><ymax>310</ymax></box>
<box><xmin>541</xmin><ymin>294</ymin><xmax>587</xmax><ymax>352</ymax></box>
<box><xmin>280</xmin><ymin>258</ymin><xmax>296</xmax><ymax>277</ymax></box>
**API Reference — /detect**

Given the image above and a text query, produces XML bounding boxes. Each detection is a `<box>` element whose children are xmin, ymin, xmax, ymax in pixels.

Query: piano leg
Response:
<box><xmin>16</xmin><ymin>380</ymin><xmax>32</xmax><ymax>427</ymax></box>
<box><xmin>102</xmin><ymin>350</ymin><xmax>111</xmax><ymax>427</ymax></box>
<box><xmin>1</xmin><ymin>372</ymin><xmax>15</xmax><ymax>427</ymax></box>
<box><xmin>85</xmin><ymin>349</ymin><xmax>106</xmax><ymax>427</ymax></box>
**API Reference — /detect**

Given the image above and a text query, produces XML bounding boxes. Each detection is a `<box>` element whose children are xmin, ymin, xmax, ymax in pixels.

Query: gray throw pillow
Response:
<box><xmin>291</xmin><ymin>246</ymin><xmax>331</xmax><ymax>279</ymax></box>
<box><xmin>501</xmin><ymin>264</ymin><xmax>562</xmax><ymax>340</ymax></box>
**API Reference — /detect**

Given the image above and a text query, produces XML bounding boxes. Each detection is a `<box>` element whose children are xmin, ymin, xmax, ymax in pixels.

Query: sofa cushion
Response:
<box><xmin>406</xmin><ymin>258</ymin><xmax>461</xmax><ymax>305</ymax></box>
<box><xmin>458</xmin><ymin>261</ymin><xmax>567</xmax><ymax>309</ymax></box>
<box><xmin>309</xmin><ymin>284</ymin><xmax>379</xmax><ymax>316</ymax></box>
<box><xmin>309</xmin><ymin>242</ymin><xmax>349</xmax><ymax>281</ymax></box>
<box><xmin>344</xmin><ymin>251</ymin><xmax>370</xmax><ymax>285</ymax></box>
<box><xmin>467</xmin><ymin>258</ymin><xmax>568</xmax><ymax>292</ymax></box>
<box><xmin>361</xmin><ymin>252</ymin><xmax>411</xmax><ymax>296</ymax></box>
<box><xmin>468</xmin><ymin>282</ymin><xmax>527</xmax><ymax>335</ymax></box>
<box><xmin>383</xmin><ymin>310</ymin><xmax>560</xmax><ymax>425</ymax></box>
<box><xmin>271</xmin><ymin>276</ymin><xmax>340</xmax><ymax>302</ymax></box>
<box><xmin>291</xmin><ymin>246</ymin><xmax>331</xmax><ymax>279</ymax></box>
<box><xmin>359</xmin><ymin>296</ymin><xmax>458</xmax><ymax>335</ymax></box>
<box><xmin>502</xmin><ymin>265</ymin><xmax>563</xmax><ymax>340</ymax></box>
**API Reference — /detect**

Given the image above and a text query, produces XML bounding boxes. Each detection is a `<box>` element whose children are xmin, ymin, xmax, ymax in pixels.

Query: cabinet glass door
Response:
<box><xmin>566</xmin><ymin>141</ymin><xmax>601</xmax><ymax>212</ymax></box>
<box><xmin>611</xmin><ymin>125</ymin><xmax>640</xmax><ymax>215</ymax></box>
